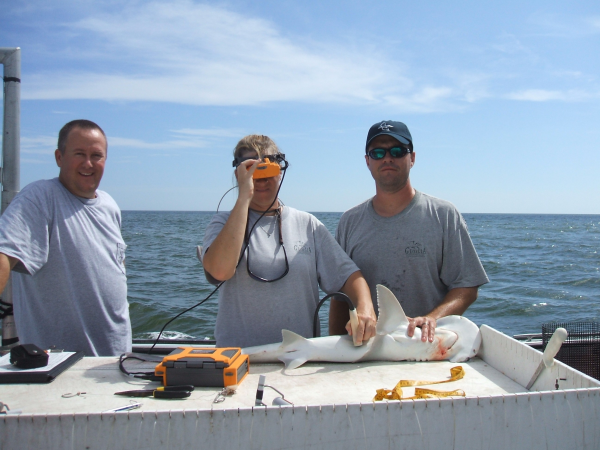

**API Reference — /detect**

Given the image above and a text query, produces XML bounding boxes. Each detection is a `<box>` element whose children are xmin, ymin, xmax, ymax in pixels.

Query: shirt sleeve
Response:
<box><xmin>0</xmin><ymin>189</ymin><xmax>51</xmax><ymax>276</ymax></box>
<box><xmin>439</xmin><ymin>210</ymin><xmax>489</xmax><ymax>290</ymax></box>
<box><xmin>314</xmin><ymin>218</ymin><xmax>359</xmax><ymax>293</ymax></box>
<box><xmin>200</xmin><ymin>212</ymin><xmax>229</xmax><ymax>285</ymax></box>
<box><xmin>334</xmin><ymin>215</ymin><xmax>346</xmax><ymax>251</ymax></box>
<box><xmin>201</xmin><ymin>213</ymin><xmax>228</xmax><ymax>257</ymax></box>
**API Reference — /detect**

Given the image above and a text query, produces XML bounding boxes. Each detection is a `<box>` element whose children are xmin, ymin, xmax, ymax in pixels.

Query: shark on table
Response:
<box><xmin>242</xmin><ymin>284</ymin><xmax>482</xmax><ymax>369</ymax></box>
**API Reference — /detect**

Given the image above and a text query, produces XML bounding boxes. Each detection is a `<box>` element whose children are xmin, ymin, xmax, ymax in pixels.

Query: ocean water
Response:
<box><xmin>122</xmin><ymin>211</ymin><xmax>600</xmax><ymax>340</ymax></box>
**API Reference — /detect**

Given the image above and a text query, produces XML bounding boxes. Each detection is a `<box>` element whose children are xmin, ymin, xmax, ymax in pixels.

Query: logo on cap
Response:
<box><xmin>378</xmin><ymin>122</ymin><xmax>394</xmax><ymax>131</ymax></box>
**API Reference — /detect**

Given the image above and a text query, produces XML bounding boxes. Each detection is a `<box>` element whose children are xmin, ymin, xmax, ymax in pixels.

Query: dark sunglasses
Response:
<box><xmin>367</xmin><ymin>147</ymin><xmax>412</xmax><ymax>160</ymax></box>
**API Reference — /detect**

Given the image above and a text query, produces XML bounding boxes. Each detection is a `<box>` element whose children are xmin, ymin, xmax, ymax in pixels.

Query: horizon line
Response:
<box><xmin>121</xmin><ymin>210</ymin><xmax>600</xmax><ymax>216</ymax></box>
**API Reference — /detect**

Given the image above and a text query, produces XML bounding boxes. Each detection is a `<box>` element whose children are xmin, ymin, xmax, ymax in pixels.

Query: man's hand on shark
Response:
<box><xmin>407</xmin><ymin>316</ymin><xmax>437</xmax><ymax>343</ymax></box>
<box><xmin>345</xmin><ymin>307</ymin><xmax>377</xmax><ymax>345</ymax></box>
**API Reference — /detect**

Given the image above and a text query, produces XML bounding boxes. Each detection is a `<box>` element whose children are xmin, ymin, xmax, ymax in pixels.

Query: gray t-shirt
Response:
<box><xmin>202</xmin><ymin>207</ymin><xmax>359</xmax><ymax>347</ymax></box>
<box><xmin>0</xmin><ymin>178</ymin><xmax>131</xmax><ymax>356</ymax></box>
<box><xmin>336</xmin><ymin>191</ymin><xmax>489</xmax><ymax>318</ymax></box>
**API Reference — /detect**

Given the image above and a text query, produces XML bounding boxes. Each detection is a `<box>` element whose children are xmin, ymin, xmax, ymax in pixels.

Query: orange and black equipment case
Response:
<box><xmin>155</xmin><ymin>347</ymin><xmax>249</xmax><ymax>387</ymax></box>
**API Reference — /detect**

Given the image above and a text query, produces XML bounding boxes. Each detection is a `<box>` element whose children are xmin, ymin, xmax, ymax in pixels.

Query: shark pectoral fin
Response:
<box><xmin>279</xmin><ymin>354</ymin><xmax>309</xmax><ymax>370</ymax></box>
<box><xmin>375</xmin><ymin>284</ymin><xmax>410</xmax><ymax>335</ymax></box>
<box><xmin>279</xmin><ymin>330</ymin><xmax>311</xmax><ymax>369</ymax></box>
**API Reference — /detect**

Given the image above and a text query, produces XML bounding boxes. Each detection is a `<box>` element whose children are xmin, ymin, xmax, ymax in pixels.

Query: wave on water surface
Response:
<box><xmin>122</xmin><ymin>211</ymin><xmax>600</xmax><ymax>340</ymax></box>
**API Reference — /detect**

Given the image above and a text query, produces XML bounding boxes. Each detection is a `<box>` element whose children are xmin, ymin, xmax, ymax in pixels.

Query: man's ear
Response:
<box><xmin>365</xmin><ymin>154</ymin><xmax>370</xmax><ymax>168</ymax></box>
<box><xmin>55</xmin><ymin>149</ymin><xmax>62</xmax><ymax>168</ymax></box>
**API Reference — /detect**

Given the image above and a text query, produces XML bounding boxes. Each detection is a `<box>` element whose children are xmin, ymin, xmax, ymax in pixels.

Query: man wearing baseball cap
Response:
<box><xmin>330</xmin><ymin>120</ymin><xmax>488</xmax><ymax>342</ymax></box>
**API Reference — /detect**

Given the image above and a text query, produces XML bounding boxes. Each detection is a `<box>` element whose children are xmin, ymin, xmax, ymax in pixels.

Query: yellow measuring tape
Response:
<box><xmin>373</xmin><ymin>366</ymin><xmax>466</xmax><ymax>401</ymax></box>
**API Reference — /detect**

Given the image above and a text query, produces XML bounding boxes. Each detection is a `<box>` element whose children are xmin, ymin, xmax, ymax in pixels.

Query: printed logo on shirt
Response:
<box><xmin>405</xmin><ymin>241</ymin><xmax>426</xmax><ymax>257</ymax></box>
<box><xmin>294</xmin><ymin>241</ymin><xmax>312</xmax><ymax>255</ymax></box>
<box><xmin>116</xmin><ymin>242</ymin><xmax>127</xmax><ymax>274</ymax></box>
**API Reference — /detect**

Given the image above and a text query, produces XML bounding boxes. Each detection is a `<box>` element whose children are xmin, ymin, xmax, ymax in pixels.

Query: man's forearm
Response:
<box><xmin>0</xmin><ymin>253</ymin><xmax>18</xmax><ymax>295</ymax></box>
<box><xmin>427</xmin><ymin>286</ymin><xmax>479</xmax><ymax>320</ymax></box>
<box><xmin>202</xmin><ymin>198</ymin><xmax>250</xmax><ymax>281</ymax></box>
<box><xmin>339</xmin><ymin>271</ymin><xmax>373</xmax><ymax>314</ymax></box>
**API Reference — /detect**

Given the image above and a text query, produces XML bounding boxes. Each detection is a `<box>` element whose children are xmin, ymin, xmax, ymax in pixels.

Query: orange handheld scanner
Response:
<box><xmin>249</xmin><ymin>158</ymin><xmax>281</xmax><ymax>179</ymax></box>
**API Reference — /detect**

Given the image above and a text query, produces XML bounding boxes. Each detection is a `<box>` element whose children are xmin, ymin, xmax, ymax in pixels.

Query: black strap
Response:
<box><xmin>312</xmin><ymin>292</ymin><xmax>354</xmax><ymax>338</ymax></box>
<box><xmin>3</xmin><ymin>77</ymin><xmax>20</xmax><ymax>83</ymax></box>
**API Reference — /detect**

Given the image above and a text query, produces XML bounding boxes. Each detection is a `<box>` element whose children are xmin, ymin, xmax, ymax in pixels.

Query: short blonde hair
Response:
<box><xmin>233</xmin><ymin>135</ymin><xmax>280</xmax><ymax>161</ymax></box>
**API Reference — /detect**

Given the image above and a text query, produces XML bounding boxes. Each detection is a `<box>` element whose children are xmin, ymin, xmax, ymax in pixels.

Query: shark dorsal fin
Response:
<box><xmin>281</xmin><ymin>329</ymin><xmax>307</xmax><ymax>347</ymax></box>
<box><xmin>376</xmin><ymin>284</ymin><xmax>409</xmax><ymax>335</ymax></box>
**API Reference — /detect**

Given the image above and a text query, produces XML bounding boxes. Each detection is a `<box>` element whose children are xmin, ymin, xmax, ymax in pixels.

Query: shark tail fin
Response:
<box><xmin>278</xmin><ymin>330</ymin><xmax>310</xmax><ymax>370</ymax></box>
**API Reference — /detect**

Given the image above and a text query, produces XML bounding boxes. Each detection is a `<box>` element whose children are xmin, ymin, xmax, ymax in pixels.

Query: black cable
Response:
<box><xmin>147</xmin><ymin>281</ymin><xmax>224</xmax><ymax>354</ymax></box>
<box><xmin>145</xmin><ymin>157</ymin><xmax>289</xmax><ymax>354</ymax></box>
<box><xmin>118</xmin><ymin>353</ymin><xmax>162</xmax><ymax>381</ymax></box>
<box><xmin>0</xmin><ymin>298</ymin><xmax>13</xmax><ymax>320</ymax></box>
<box><xmin>312</xmin><ymin>292</ymin><xmax>355</xmax><ymax>338</ymax></box>
<box><xmin>239</xmin><ymin>166</ymin><xmax>287</xmax><ymax>271</ymax></box>
<box><xmin>216</xmin><ymin>187</ymin><xmax>236</xmax><ymax>213</ymax></box>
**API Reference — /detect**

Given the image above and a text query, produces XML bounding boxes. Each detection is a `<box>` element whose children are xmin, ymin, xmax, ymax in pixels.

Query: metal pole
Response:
<box><xmin>0</xmin><ymin>47</ymin><xmax>21</xmax><ymax>347</ymax></box>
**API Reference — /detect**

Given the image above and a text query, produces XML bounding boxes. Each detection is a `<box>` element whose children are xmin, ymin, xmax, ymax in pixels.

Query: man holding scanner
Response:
<box><xmin>202</xmin><ymin>134</ymin><xmax>376</xmax><ymax>348</ymax></box>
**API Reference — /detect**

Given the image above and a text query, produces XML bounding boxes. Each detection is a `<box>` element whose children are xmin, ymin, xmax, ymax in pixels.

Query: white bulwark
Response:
<box><xmin>1</xmin><ymin>325</ymin><xmax>599</xmax><ymax>449</ymax></box>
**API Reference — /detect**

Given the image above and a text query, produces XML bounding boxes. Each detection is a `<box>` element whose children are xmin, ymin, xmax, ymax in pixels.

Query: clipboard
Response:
<box><xmin>0</xmin><ymin>351</ymin><xmax>84</xmax><ymax>384</ymax></box>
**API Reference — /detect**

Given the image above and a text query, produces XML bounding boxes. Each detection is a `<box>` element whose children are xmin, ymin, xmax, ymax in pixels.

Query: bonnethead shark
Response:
<box><xmin>242</xmin><ymin>284</ymin><xmax>481</xmax><ymax>369</ymax></box>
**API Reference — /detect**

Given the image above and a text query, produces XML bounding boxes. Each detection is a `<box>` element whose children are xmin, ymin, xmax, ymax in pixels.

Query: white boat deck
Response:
<box><xmin>1</xmin><ymin>325</ymin><xmax>600</xmax><ymax>449</ymax></box>
<box><xmin>0</xmin><ymin>356</ymin><xmax>526</xmax><ymax>414</ymax></box>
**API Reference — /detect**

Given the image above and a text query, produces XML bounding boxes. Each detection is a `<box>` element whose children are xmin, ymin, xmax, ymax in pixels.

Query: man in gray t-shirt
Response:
<box><xmin>331</xmin><ymin>120</ymin><xmax>488</xmax><ymax>343</ymax></box>
<box><xmin>0</xmin><ymin>120</ymin><xmax>131</xmax><ymax>356</ymax></box>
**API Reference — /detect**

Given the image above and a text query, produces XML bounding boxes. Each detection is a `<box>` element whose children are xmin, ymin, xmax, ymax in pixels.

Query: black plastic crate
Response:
<box><xmin>542</xmin><ymin>322</ymin><xmax>600</xmax><ymax>380</ymax></box>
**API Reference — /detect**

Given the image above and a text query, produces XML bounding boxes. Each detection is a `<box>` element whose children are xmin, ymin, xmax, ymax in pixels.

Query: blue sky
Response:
<box><xmin>2</xmin><ymin>1</ymin><xmax>599</xmax><ymax>213</ymax></box>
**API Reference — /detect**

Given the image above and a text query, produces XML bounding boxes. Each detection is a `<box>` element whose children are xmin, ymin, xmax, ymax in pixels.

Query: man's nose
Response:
<box><xmin>381</xmin><ymin>149</ymin><xmax>395</xmax><ymax>162</ymax></box>
<box><xmin>81</xmin><ymin>156</ymin><xmax>93</xmax><ymax>167</ymax></box>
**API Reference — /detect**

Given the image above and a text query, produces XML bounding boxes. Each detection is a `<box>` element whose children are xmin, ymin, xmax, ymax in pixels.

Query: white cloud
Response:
<box><xmin>381</xmin><ymin>87</ymin><xmax>457</xmax><ymax>112</ymax></box>
<box><xmin>16</xmin><ymin>2</ymin><xmax>599</xmax><ymax>110</ymax></box>
<box><xmin>21</xmin><ymin>158</ymin><xmax>53</xmax><ymax>165</ymax></box>
<box><xmin>492</xmin><ymin>34</ymin><xmax>530</xmax><ymax>55</ymax></box>
<box><xmin>506</xmin><ymin>89</ymin><xmax>595</xmax><ymax>102</ymax></box>
<box><xmin>21</xmin><ymin>127</ymin><xmax>240</xmax><ymax>156</ymax></box>
<box><xmin>20</xmin><ymin>1</ymin><xmax>457</xmax><ymax>112</ymax></box>
<box><xmin>170</xmin><ymin>128</ymin><xmax>244</xmax><ymax>138</ymax></box>
<box><xmin>23</xmin><ymin>2</ymin><xmax>384</xmax><ymax>105</ymax></box>
<box><xmin>528</xmin><ymin>12</ymin><xmax>600</xmax><ymax>38</ymax></box>
<box><xmin>110</xmin><ymin>127</ymin><xmax>244</xmax><ymax>150</ymax></box>
<box><xmin>21</xmin><ymin>136</ymin><xmax>56</xmax><ymax>155</ymax></box>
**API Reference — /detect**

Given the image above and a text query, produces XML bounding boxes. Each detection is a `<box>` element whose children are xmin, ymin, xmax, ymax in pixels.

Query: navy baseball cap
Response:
<box><xmin>365</xmin><ymin>120</ymin><xmax>412</xmax><ymax>152</ymax></box>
